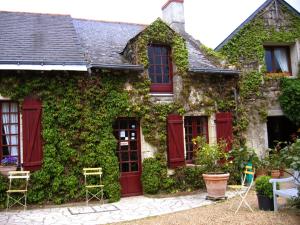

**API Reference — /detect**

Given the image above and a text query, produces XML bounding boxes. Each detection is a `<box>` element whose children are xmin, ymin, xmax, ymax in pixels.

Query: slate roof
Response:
<box><xmin>73</xmin><ymin>18</ymin><xmax>238</xmax><ymax>74</ymax></box>
<box><xmin>0</xmin><ymin>11</ymin><xmax>85</xmax><ymax>65</ymax></box>
<box><xmin>0</xmin><ymin>10</ymin><xmax>238</xmax><ymax>74</ymax></box>
<box><xmin>72</xmin><ymin>19</ymin><xmax>145</xmax><ymax>70</ymax></box>
<box><xmin>215</xmin><ymin>0</ymin><xmax>300</xmax><ymax>51</ymax></box>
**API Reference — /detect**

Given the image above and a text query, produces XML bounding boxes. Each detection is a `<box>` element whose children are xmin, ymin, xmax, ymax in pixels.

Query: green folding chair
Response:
<box><xmin>6</xmin><ymin>171</ymin><xmax>30</xmax><ymax>210</ymax></box>
<box><xmin>83</xmin><ymin>168</ymin><xmax>104</xmax><ymax>205</ymax></box>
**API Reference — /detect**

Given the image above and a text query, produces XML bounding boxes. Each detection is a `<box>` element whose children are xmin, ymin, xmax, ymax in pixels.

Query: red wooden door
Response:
<box><xmin>22</xmin><ymin>98</ymin><xmax>43</xmax><ymax>171</ymax></box>
<box><xmin>167</xmin><ymin>114</ymin><xmax>185</xmax><ymax>168</ymax></box>
<box><xmin>113</xmin><ymin>118</ymin><xmax>142</xmax><ymax>197</ymax></box>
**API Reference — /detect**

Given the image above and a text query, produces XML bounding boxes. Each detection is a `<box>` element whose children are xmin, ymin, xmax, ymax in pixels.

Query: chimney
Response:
<box><xmin>162</xmin><ymin>0</ymin><xmax>185</xmax><ymax>33</ymax></box>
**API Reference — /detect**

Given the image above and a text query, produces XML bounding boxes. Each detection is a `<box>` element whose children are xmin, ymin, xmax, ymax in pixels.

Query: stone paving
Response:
<box><xmin>0</xmin><ymin>191</ymin><xmax>237</xmax><ymax>225</ymax></box>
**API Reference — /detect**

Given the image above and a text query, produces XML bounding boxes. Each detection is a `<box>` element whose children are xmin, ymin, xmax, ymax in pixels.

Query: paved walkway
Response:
<box><xmin>0</xmin><ymin>191</ymin><xmax>237</xmax><ymax>225</ymax></box>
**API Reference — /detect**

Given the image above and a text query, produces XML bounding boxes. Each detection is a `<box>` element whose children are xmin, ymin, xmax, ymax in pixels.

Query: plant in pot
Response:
<box><xmin>255</xmin><ymin>175</ymin><xmax>278</xmax><ymax>211</ymax></box>
<box><xmin>0</xmin><ymin>156</ymin><xmax>17</xmax><ymax>176</ymax></box>
<box><xmin>194</xmin><ymin>136</ymin><xmax>230</xmax><ymax>200</ymax></box>
<box><xmin>256</xmin><ymin>157</ymin><xmax>270</xmax><ymax>178</ymax></box>
<box><xmin>268</xmin><ymin>150</ymin><xmax>282</xmax><ymax>178</ymax></box>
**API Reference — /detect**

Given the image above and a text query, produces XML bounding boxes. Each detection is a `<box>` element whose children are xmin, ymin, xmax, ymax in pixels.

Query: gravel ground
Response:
<box><xmin>110</xmin><ymin>191</ymin><xmax>300</xmax><ymax>225</ymax></box>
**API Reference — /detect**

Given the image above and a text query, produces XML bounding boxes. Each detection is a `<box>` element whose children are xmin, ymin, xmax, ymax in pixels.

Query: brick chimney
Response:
<box><xmin>162</xmin><ymin>0</ymin><xmax>185</xmax><ymax>33</ymax></box>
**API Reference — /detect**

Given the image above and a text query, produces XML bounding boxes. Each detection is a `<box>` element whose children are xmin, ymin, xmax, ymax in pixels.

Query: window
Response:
<box><xmin>184</xmin><ymin>116</ymin><xmax>208</xmax><ymax>163</ymax></box>
<box><xmin>147</xmin><ymin>45</ymin><xmax>173</xmax><ymax>92</ymax></box>
<box><xmin>264</xmin><ymin>46</ymin><xmax>291</xmax><ymax>74</ymax></box>
<box><xmin>0</xmin><ymin>102</ymin><xmax>20</xmax><ymax>164</ymax></box>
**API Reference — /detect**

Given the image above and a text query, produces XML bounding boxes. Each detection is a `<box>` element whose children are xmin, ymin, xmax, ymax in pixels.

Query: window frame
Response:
<box><xmin>0</xmin><ymin>101</ymin><xmax>20</xmax><ymax>165</ymax></box>
<box><xmin>264</xmin><ymin>46</ymin><xmax>292</xmax><ymax>75</ymax></box>
<box><xmin>147</xmin><ymin>44</ymin><xmax>173</xmax><ymax>93</ymax></box>
<box><xmin>184</xmin><ymin>116</ymin><xmax>209</xmax><ymax>163</ymax></box>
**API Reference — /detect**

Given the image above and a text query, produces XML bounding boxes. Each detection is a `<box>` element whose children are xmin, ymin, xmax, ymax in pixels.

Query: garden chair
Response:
<box><xmin>6</xmin><ymin>171</ymin><xmax>30</xmax><ymax>210</ymax></box>
<box><xmin>83</xmin><ymin>167</ymin><xmax>104</xmax><ymax>205</ymax></box>
<box><xmin>269</xmin><ymin>170</ymin><xmax>299</xmax><ymax>211</ymax></box>
<box><xmin>229</xmin><ymin>165</ymin><xmax>255</xmax><ymax>214</ymax></box>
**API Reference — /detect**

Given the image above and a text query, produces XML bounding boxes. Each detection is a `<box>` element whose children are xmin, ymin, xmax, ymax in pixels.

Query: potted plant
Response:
<box><xmin>194</xmin><ymin>136</ymin><xmax>230</xmax><ymax>200</ymax></box>
<box><xmin>0</xmin><ymin>156</ymin><xmax>18</xmax><ymax>176</ymax></box>
<box><xmin>268</xmin><ymin>150</ymin><xmax>282</xmax><ymax>178</ymax></box>
<box><xmin>255</xmin><ymin>175</ymin><xmax>277</xmax><ymax>211</ymax></box>
<box><xmin>256</xmin><ymin>157</ymin><xmax>269</xmax><ymax>178</ymax></box>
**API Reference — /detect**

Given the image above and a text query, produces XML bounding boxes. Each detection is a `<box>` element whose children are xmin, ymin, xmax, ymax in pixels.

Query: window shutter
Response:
<box><xmin>167</xmin><ymin>114</ymin><xmax>185</xmax><ymax>168</ymax></box>
<box><xmin>22</xmin><ymin>98</ymin><xmax>43</xmax><ymax>171</ymax></box>
<box><xmin>216</xmin><ymin>112</ymin><xmax>233</xmax><ymax>151</ymax></box>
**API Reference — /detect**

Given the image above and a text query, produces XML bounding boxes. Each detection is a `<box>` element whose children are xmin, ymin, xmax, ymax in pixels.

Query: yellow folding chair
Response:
<box><xmin>83</xmin><ymin>168</ymin><xmax>104</xmax><ymax>205</ymax></box>
<box><xmin>229</xmin><ymin>165</ymin><xmax>255</xmax><ymax>214</ymax></box>
<box><xmin>6</xmin><ymin>171</ymin><xmax>30</xmax><ymax>210</ymax></box>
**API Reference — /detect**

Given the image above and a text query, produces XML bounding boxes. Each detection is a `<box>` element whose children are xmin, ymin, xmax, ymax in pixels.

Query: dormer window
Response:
<box><xmin>147</xmin><ymin>45</ymin><xmax>173</xmax><ymax>93</ymax></box>
<box><xmin>264</xmin><ymin>46</ymin><xmax>291</xmax><ymax>74</ymax></box>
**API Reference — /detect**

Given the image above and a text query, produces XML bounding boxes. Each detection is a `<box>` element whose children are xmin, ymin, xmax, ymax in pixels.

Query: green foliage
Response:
<box><xmin>228</xmin><ymin>146</ymin><xmax>259</xmax><ymax>183</ymax></box>
<box><xmin>141</xmin><ymin>158</ymin><xmax>165</xmax><ymax>194</ymax></box>
<box><xmin>240</xmin><ymin>71</ymin><xmax>263</xmax><ymax>99</ymax></box>
<box><xmin>0</xmin><ymin>174</ymin><xmax>8</xmax><ymax>209</ymax></box>
<box><xmin>135</xmin><ymin>18</ymin><xmax>188</xmax><ymax>74</ymax></box>
<box><xmin>0</xmin><ymin>73</ymin><xmax>130</xmax><ymax>204</ymax></box>
<box><xmin>219</xmin><ymin>4</ymin><xmax>300</xmax><ymax>146</ymax></box>
<box><xmin>279</xmin><ymin>78</ymin><xmax>300</xmax><ymax>126</ymax></box>
<box><xmin>194</xmin><ymin>136</ymin><xmax>229</xmax><ymax>173</ymax></box>
<box><xmin>281</xmin><ymin>139</ymin><xmax>300</xmax><ymax>171</ymax></box>
<box><xmin>173</xmin><ymin>166</ymin><xmax>205</xmax><ymax>191</ymax></box>
<box><xmin>255</xmin><ymin>176</ymin><xmax>274</xmax><ymax>198</ymax></box>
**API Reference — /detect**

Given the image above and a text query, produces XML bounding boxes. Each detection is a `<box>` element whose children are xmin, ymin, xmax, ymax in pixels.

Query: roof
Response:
<box><xmin>73</xmin><ymin>19</ymin><xmax>145</xmax><ymax>70</ymax></box>
<box><xmin>215</xmin><ymin>0</ymin><xmax>300</xmax><ymax>51</ymax></box>
<box><xmin>0</xmin><ymin>11</ymin><xmax>86</xmax><ymax>67</ymax></box>
<box><xmin>0</xmin><ymin>10</ymin><xmax>238</xmax><ymax>74</ymax></box>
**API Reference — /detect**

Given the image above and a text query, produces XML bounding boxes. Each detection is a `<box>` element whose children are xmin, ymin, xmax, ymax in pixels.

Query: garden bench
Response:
<box><xmin>269</xmin><ymin>171</ymin><xmax>299</xmax><ymax>211</ymax></box>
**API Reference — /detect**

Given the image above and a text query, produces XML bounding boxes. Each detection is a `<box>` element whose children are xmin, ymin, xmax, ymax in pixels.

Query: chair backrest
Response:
<box><xmin>8</xmin><ymin>171</ymin><xmax>30</xmax><ymax>191</ymax></box>
<box><xmin>83</xmin><ymin>168</ymin><xmax>102</xmax><ymax>184</ymax></box>
<box><xmin>242</xmin><ymin>165</ymin><xmax>255</xmax><ymax>186</ymax></box>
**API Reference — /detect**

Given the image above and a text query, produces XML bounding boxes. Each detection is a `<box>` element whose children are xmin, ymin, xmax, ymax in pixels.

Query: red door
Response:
<box><xmin>113</xmin><ymin>118</ymin><xmax>142</xmax><ymax>197</ymax></box>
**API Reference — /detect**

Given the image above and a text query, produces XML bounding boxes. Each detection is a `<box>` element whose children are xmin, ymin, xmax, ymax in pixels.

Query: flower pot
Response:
<box><xmin>203</xmin><ymin>173</ymin><xmax>230</xmax><ymax>199</ymax></box>
<box><xmin>0</xmin><ymin>165</ymin><xmax>17</xmax><ymax>176</ymax></box>
<box><xmin>271</xmin><ymin>169</ymin><xmax>280</xmax><ymax>178</ymax></box>
<box><xmin>257</xmin><ymin>194</ymin><xmax>274</xmax><ymax>211</ymax></box>
<box><xmin>256</xmin><ymin>168</ymin><xmax>267</xmax><ymax>178</ymax></box>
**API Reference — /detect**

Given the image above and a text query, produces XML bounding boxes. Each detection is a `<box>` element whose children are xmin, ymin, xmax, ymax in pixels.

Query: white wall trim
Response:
<box><xmin>268</xmin><ymin>109</ymin><xmax>283</xmax><ymax>116</ymax></box>
<box><xmin>0</xmin><ymin>64</ymin><xmax>87</xmax><ymax>71</ymax></box>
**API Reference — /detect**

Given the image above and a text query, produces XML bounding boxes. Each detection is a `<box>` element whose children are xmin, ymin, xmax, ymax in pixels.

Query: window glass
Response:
<box><xmin>265</xmin><ymin>47</ymin><xmax>290</xmax><ymax>73</ymax></box>
<box><xmin>147</xmin><ymin>45</ymin><xmax>172</xmax><ymax>87</ymax></box>
<box><xmin>0</xmin><ymin>102</ymin><xmax>20</xmax><ymax>163</ymax></box>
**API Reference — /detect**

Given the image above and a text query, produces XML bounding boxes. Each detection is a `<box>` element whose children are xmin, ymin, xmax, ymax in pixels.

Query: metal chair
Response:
<box><xmin>6</xmin><ymin>171</ymin><xmax>30</xmax><ymax>210</ymax></box>
<box><xmin>229</xmin><ymin>165</ymin><xmax>255</xmax><ymax>214</ymax></box>
<box><xmin>83</xmin><ymin>168</ymin><xmax>104</xmax><ymax>205</ymax></box>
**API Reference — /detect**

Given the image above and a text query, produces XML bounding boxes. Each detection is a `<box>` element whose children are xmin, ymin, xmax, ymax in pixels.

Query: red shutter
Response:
<box><xmin>216</xmin><ymin>112</ymin><xmax>233</xmax><ymax>151</ymax></box>
<box><xmin>22</xmin><ymin>98</ymin><xmax>43</xmax><ymax>171</ymax></box>
<box><xmin>167</xmin><ymin>114</ymin><xmax>185</xmax><ymax>168</ymax></box>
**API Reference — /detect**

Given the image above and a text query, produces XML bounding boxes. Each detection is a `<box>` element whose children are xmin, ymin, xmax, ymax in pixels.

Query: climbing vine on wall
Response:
<box><xmin>0</xmin><ymin>72</ymin><xmax>132</xmax><ymax>204</ymax></box>
<box><xmin>218</xmin><ymin>4</ymin><xmax>300</xmax><ymax>145</ymax></box>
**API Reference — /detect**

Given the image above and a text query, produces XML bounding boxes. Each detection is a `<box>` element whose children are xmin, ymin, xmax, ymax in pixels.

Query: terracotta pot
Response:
<box><xmin>0</xmin><ymin>165</ymin><xmax>17</xmax><ymax>176</ymax></box>
<box><xmin>203</xmin><ymin>173</ymin><xmax>230</xmax><ymax>199</ymax></box>
<box><xmin>256</xmin><ymin>169</ymin><xmax>267</xmax><ymax>178</ymax></box>
<box><xmin>271</xmin><ymin>169</ymin><xmax>280</xmax><ymax>178</ymax></box>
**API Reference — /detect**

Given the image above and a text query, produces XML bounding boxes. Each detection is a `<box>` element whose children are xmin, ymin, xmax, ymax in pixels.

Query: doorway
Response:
<box><xmin>113</xmin><ymin>118</ymin><xmax>142</xmax><ymax>197</ymax></box>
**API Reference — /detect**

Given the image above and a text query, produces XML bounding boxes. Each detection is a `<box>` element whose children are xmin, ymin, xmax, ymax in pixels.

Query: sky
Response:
<box><xmin>0</xmin><ymin>0</ymin><xmax>299</xmax><ymax>48</ymax></box>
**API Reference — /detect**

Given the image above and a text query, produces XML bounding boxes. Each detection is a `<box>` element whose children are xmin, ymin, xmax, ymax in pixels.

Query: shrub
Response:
<box><xmin>255</xmin><ymin>176</ymin><xmax>273</xmax><ymax>198</ymax></box>
<box><xmin>0</xmin><ymin>174</ymin><xmax>8</xmax><ymax>209</ymax></box>
<box><xmin>173</xmin><ymin>166</ymin><xmax>205</xmax><ymax>191</ymax></box>
<box><xmin>141</xmin><ymin>158</ymin><xmax>164</xmax><ymax>194</ymax></box>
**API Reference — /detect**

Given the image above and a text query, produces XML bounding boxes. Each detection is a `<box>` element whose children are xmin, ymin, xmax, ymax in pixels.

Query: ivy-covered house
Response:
<box><xmin>215</xmin><ymin>0</ymin><xmax>300</xmax><ymax>157</ymax></box>
<box><xmin>0</xmin><ymin>0</ymin><xmax>238</xmax><ymax>205</ymax></box>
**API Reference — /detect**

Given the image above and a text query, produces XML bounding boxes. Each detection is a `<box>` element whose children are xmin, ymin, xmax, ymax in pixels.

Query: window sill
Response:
<box><xmin>265</xmin><ymin>72</ymin><xmax>291</xmax><ymax>79</ymax></box>
<box><xmin>149</xmin><ymin>93</ymin><xmax>174</xmax><ymax>97</ymax></box>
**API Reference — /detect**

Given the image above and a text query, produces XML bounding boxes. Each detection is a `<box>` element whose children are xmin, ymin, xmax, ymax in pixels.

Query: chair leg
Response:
<box><xmin>6</xmin><ymin>193</ymin><xmax>9</xmax><ymax>211</ymax></box>
<box><xmin>273</xmin><ymin>194</ymin><xmax>278</xmax><ymax>211</ymax></box>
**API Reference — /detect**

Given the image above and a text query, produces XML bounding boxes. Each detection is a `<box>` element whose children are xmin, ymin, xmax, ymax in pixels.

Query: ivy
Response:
<box><xmin>218</xmin><ymin>3</ymin><xmax>300</xmax><ymax>146</ymax></box>
<box><xmin>279</xmin><ymin>78</ymin><xmax>300</xmax><ymax>125</ymax></box>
